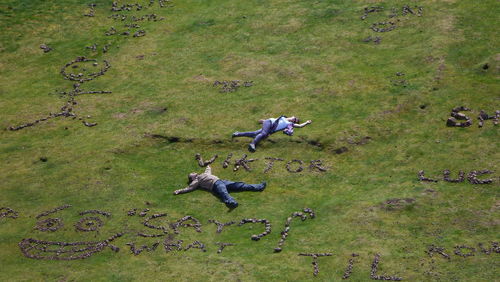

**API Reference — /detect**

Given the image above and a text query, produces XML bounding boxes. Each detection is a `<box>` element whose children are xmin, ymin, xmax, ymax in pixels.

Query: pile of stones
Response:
<box><xmin>298</xmin><ymin>253</ymin><xmax>332</xmax><ymax>276</ymax></box>
<box><xmin>263</xmin><ymin>157</ymin><xmax>284</xmax><ymax>173</ymax></box>
<box><xmin>238</xmin><ymin>218</ymin><xmax>271</xmax><ymax>241</ymax></box>
<box><xmin>164</xmin><ymin>238</ymin><xmax>183</xmax><ymax>252</ymax></box>
<box><xmin>478</xmin><ymin>110</ymin><xmax>499</xmax><ymax>127</ymax></box>
<box><xmin>19</xmin><ymin>233</ymin><xmax>123</xmax><ymax>260</ymax></box>
<box><xmin>0</xmin><ymin>207</ymin><xmax>19</xmax><ymax>219</ymax></box>
<box><xmin>370</xmin><ymin>253</ymin><xmax>403</xmax><ymax>280</ymax></box>
<box><xmin>274</xmin><ymin>208</ymin><xmax>315</xmax><ymax>252</ymax></box>
<box><xmin>195</xmin><ymin>153</ymin><xmax>218</xmax><ymax>167</ymax></box>
<box><xmin>213</xmin><ymin>80</ymin><xmax>253</xmax><ymax>93</ymax></box>
<box><xmin>39</xmin><ymin>44</ymin><xmax>52</xmax><ymax>53</ymax></box>
<box><xmin>126</xmin><ymin>242</ymin><xmax>159</xmax><ymax>255</ymax></box>
<box><xmin>208</xmin><ymin>219</ymin><xmax>235</xmax><ymax>233</ymax></box>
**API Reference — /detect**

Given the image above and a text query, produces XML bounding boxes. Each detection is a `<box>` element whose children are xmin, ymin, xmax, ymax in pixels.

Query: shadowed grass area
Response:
<box><xmin>0</xmin><ymin>0</ymin><xmax>499</xmax><ymax>281</ymax></box>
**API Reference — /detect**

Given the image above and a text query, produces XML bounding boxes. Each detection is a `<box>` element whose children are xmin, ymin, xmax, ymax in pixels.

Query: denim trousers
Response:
<box><xmin>212</xmin><ymin>180</ymin><xmax>262</xmax><ymax>207</ymax></box>
<box><xmin>234</xmin><ymin>119</ymin><xmax>273</xmax><ymax>146</ymax></box>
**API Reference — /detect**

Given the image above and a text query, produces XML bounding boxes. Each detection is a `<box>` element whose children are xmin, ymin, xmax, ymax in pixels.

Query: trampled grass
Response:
<box><xmin>0</xmin><ymin>0</ymin><xmax>498</xmax><ymax>281</ymax></box>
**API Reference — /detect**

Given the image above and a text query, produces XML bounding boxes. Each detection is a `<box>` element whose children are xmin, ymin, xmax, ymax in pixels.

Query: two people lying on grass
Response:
<box><xmin>173</xmin><ymin>165</ymin><xmax>266</xmax><ymax>209</ymax></box>
<box><xmin>232</xmin><ymin>116</ymin><xmax>312</xmax><ymax>152</ymax></box>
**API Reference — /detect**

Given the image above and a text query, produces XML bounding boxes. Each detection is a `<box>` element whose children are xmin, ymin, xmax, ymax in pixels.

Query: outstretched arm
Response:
<box><xmin>293</xmin><ymin>120</ymin><xmax>312</xmax><ymax>128</ymax></box>
<box><xmin>205</xmin><ymin>165</ymin><xmax>212</xmax><ymax>175</ymax></box>
<box><xmin>173</xmin><ymin>180</ymin><xmax>199</xmax><ymax>195</ymax></box>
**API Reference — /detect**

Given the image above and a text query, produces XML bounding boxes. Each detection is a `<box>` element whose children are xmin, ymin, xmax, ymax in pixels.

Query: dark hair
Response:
<box><xmin>294</xmin><ymin>117</ymin><xmax>300</xmax><ymax>123</ymax></box>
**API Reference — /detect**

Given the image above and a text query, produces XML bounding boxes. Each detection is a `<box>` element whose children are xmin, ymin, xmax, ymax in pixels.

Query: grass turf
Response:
<box><xmin>0</xmin><ymin>0</ymin><xmax>498</xmax><ymax>280</ymax></box>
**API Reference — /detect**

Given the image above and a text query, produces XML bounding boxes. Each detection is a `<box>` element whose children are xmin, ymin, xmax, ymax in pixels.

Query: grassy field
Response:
<box><xmin>0</xmin><ymin>0</ymin><xmax>499</xmax><ymax>281</ymax></box>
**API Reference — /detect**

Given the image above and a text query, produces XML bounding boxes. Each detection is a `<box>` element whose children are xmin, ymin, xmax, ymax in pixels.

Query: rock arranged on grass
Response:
<box><xmin>102</xmin><ymin>44</ymin><xmax>111</xmax><ymax>53</ymax></box>
<box><xmin>402</xmin><ymin>5</ymin><xmax>423</xmax><ymax>17</ymax></box>
<box><xmin>39</xmin><ymin>44</ymin><xmax>52</xmax><ymax>53</ymax></box>
<box><xmin>133</xmin><ymin>30</ymin><xmax>146</xmax><ymax>37</ymax></box>
<box><xmin>454</xmin><ymin>245</ymin><xmax>476</xmax><ymax>258</ymax></box>
<box><xmin>238</xmin><ymin>218</ymin><xmax>271</xmax><ymax>241</ymax></box>
<box><xmin>139</xmin><ymin>208</ymin><xmax>150</xmax><ymax>217</ymax></box>
<box><xmin>105</xmin><ymin>26</ymin><xmax>117</xmax><ymax>36</ymax></box>
<box><xmin>370</xmin><ymin>253</ymin><xmax>403</xmax><ymax>280</ymax></box>
<box><xmin>478</xmin><ymin>242</ymin><xmax>499</xmax><ymax>255</ymax></box>
<box><xmin>446</xmin><ymin>106</ymin><xmax>472</xmax><ymax>127</ymax></box>
<box><xmin>222</xmin><ymin>153</ymin><xmax>233</xmax><ymax>168</ymax></box>
<box><xmin>309</xmin><ymin>160</ymin><xmax>328</xmax><ymax>172</ymax></box>
<box><xmin>0</xmin><ymin>207</ymin><xmax>19</xmax><ymax>219</ymax></box>
<box><xmin>84</xmin><ymin>3</ymin><xmax>96</xmax><ymax>17</ymax></box>
<box><xmin>195</xmin><ymin>153</ymin><xmax>218</xmax><ymax>167</ymax></box>
<box><xmin>164</xmin><ymin>238</ymin><xmax>183</xmax><ymax>252</ymax></box>
<box><xmin>286</xmin><ymin>159</ymin><xmax>304</xmax><ymax>173</ymax></box>
<box><xmin>360</xmin><ymin>6</ymin><xmax>383</xmax><ymax>20</ymax></box>
<box><xmin>467</xmin><ymin>170</ymin><xmax>493</xmax><ymax>184</ymax></box>
<box><xmin>75</xmin><ymin>216</ymin><xmax>104</xmax><ymax>232</ymax></box>
<box><xmin>138</xmin><ymin>232</ymin><xmax>165</xmax><ymax>238</ymax></box>
<box><xmin>126</xmin><ymin>242</ymin><xmax>159</xmax><ymax>255</ymax></box>
<box><xmin>36</xmin><ymin>204</ymin><xmax>72</xmax><ymax>219</ymax></box>
<box><xmin>208</xmin><ymin>219</ymin><xmax>236</xmax><ymax>233</ymax></box>
<box><xmin>34</xmin><ymin>218</ymin><xmax>64</xmax><ymax>232</ymax></box>
<box><xmin>213</xmin><ymin>80</ymin><xmax>253</xmax><ymax>93</ymax></box>
<box><xmin>298</xmin><ymin>253</ymin><xmax>333</xmax><ymax>276</ymax></box>
<box><xmin>264</xmin><ymin>157</ymin><xmax>284</xmax><ymax>173</ymax></box>
<box><xmin>342</xmin><ymin>253</ymin><xmax>359</xmax><ymax>279</ymax></box>
<box><xmin>382</xmin><ymin>198</ymin><xmax>415</xmax><ymax>211</ymax></box>
<box><xmin>216</xmin><ymin>242</ymin><xmax>235</xmax><ymax>253</ymax></box>
<box><xmin>362</xmin><ymin>36</ymin><xmax>382</xmax><ymax>44</ymax></box>
<box><xmin>418</xmin><ymin>170</ymin><xmax>438</xmax><ymax>182</ymax></box>
<box><xmin>79</xmin><ymin>210</ymin><xmax>111</xmax><ymax>217</ymax></box>
<box><xmin>233</xmin><ymin>154</ymin><xmax>257</xmax><ymax>172</ymax></box>
<box><xmin>127</xmin><ymin>208</ymin><xmax>137</xmax><ymax>216</ymax></box>
<box><xmin>184</xmin><ymin>240</ymin><xmax>207</xmax><ymax>252</ymax></box>
<box><xmin>274</xmin><ymin>208</ymin><xmax>315</xmax><ymax>252</ymax></box>
<box><xmin>171</xmin><ymin>216</ymin><xmax>202</xmax><ymax>234</ymax></box>
<box><xmin>425</xmin><ymin>244</ymin><xmax>450</xmax><ymax>260</ymax></box>
<box><xmin>86</xmin><ymin>43</ymin><xmax>98</xmax><ymax>52</ymax></box>
<box><xmin>371</xmin><ymin>21</ymin><xmax>397</xmax><ymax>32</ymax></box>
<box><xmin>443</xmin><ymin>170</ymin><xmax>465</xmax><ymax>183</ymax></box>
<box><xmin>19</xmin><ymin>233</ymin><xmax>123</xmax><ymax>260</ymax></box>
<box><xmin>142</xmin><ymin>212</ymin><xmax>168</xmax><ymax>235</ymax></box>
<box><xmin>478</xmin><ymin>110</ymin><xmax>499</xmax><ymax>127</ymax></box>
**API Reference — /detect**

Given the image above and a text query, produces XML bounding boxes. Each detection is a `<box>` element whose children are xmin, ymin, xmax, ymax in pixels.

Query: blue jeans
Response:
<box><xmin>234</xmin><ymin>120</ymin><xmax>274</xmax><ymax>147</ymax></box>
<box><xmin>212</xmin><ymin>180</ymin><xmax>263</xmax><ymax>208</ymax></box>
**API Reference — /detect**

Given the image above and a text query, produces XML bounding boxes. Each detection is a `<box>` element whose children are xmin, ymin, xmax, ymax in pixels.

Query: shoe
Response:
<box><xmin>257</xmin><ymin>181</ymin><xmax>267</xmax><ymax>191</ymax></box>
<box><xmin>226</xmin><ymin>201</ymin><xmax>238</xmax><ymax>209</ymax></box>
<box><xmin>248</xmin><ymin>143</ymin><xmax>256</xmax><ymax>152</ymax></box>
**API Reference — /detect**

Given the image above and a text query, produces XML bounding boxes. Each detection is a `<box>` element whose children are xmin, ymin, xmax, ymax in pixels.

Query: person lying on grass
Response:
<box><xmin>232</xmin><ymin>116</ymin><xmax>312</xmax><ymax>152</ymax></box>
<box><xmin>173</xmin><ymin>165</ymin><xmax>266</xmax><ymax>209</ymax></box>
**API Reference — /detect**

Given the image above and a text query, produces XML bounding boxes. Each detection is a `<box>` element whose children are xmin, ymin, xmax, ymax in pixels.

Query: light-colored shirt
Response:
<box><xmin>173</xmin><ymin>166</ymin><xmax>220</xmax><ymax>195</ymax></box>
<box><xmin>269</xmin><ymin>117</ymin><xmax>292</xmax><ymax>132</ymax></box>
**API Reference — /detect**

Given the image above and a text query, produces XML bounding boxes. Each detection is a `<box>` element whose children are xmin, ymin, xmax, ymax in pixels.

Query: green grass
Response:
<box><xmin>0</xmin><ymin>0</ymin><xmax>499</xmax><ymax>281</ymax></box>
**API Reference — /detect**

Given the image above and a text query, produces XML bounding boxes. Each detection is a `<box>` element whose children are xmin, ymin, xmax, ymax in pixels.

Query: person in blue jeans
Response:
<box><xmin>232</xmin><ymin>116</ymin><xmax>312</xmax><ymax>152</ymax></box>
<box><xmin>173</xmin><ymin>165</ymin><xmax>266</xmax><ymax>208</ymax></box>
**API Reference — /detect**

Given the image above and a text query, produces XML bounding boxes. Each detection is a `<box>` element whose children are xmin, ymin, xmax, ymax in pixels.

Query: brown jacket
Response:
<box><xmin>174</xmin><ymin>166</ymin><xmax>219</xmax><ymax>195</ymax></box>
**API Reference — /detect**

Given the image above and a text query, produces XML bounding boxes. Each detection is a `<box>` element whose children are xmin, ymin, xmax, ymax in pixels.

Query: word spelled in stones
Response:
<box><xmin>238</xmin><ymin>218</ymin><xmax>271</xmax><ymax>241</ymax></box>
<box><xmin>0</xmin><ymin>207</ymin><xmax>19</xmax><ymax>219</ymax></box>
<box><xmin>208</xmin><ymin>219</ymin><xmax>235</xmax><ymax>233</ymax></box>
<box><xmin>274</xmin><ymin>208</ymin><xmax>315</xmax><ymax>252</ymax></box>
<box><xmin>195</xmin><ymin>153</ymin><xmax>218</xmax><ymax>167</ymax></box>
<box><xmin>298</xmin><ymin>253</ymin><xmax>333</xmax><ymax>276</ymax></box>
<box><xmin>126</xmin><ymin>242</ymin><xmax>159</xmax><ymax>255</ymax></box>
<box><xmin>213</xmin><ymin>80</ymin><xmax>253</xmax><ymax>93</ymax></box>
<box><xmin>370</xmin><ymin>253</ymin><xmax>403</xmax><ymax>280</ymax></box>
<box><xmin>418</xmin><ymin>170</ymin><xmax>495</xmax><ymax>184</ymax></box>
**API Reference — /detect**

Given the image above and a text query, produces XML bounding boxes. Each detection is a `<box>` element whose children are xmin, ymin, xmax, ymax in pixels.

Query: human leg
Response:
<box><xmin>233</xmin><ymin>129</ymin><xmax>262</xmax><ymax>138</ymax></box>
<box><xmin>249</xmin><ymin>120</ymin><xmax>272</xmax><ymax>151</ymax></box>
<box><xmin>212</xmin><ymin>180</ymin><xmax>239</xmax><ymax>208</ymax></box>
<box><xmin>221</xmin><ymin>180</ymin><xmax>267</xmax><ymax>192</ymax></box>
